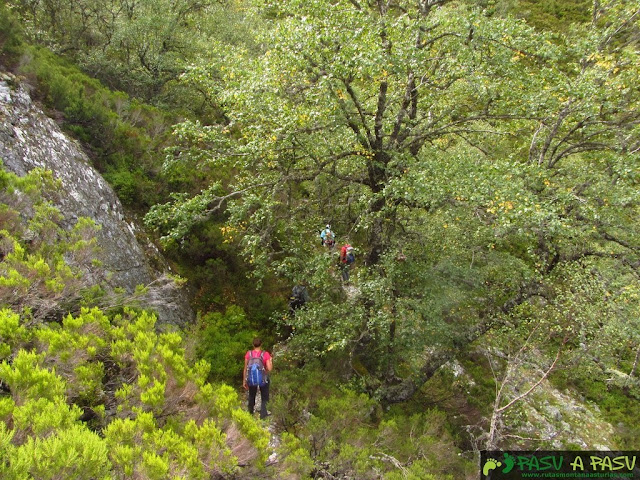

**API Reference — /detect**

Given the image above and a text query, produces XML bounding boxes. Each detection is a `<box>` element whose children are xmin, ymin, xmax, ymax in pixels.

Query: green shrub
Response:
<box><xmin>0</xmin><ymin>350</ymin><xmax>66</xmax><ymax>404</ymax></box>
<box><xmin>10</xmin><ymin>424</ymin><xmax>110</xmax><ymax>480</ymax></box>
<box><xmin>277</xmin><ymin>432</ymin><xmax>315</xmax><ymax>479</ymax></box>
<box><xmin>195</xmin><ymin>305</ymin><xmax>256</xmax><ymax>384</ymax></box>
<box><xmin>1</xmin><ymin>306</ymin><xmax>271</xmax><ymax>478</ymax></box>
<box><xmin>104</xmin><ymin>412</ymin><xmax>236</xmax><ymax>480</ymax></box>
<box><xmin>12</xmin><ymin>396</ymin><xmax>83</xmax><ymax>437</ymax></box>
<box><xmin>0</xmin><ymin>4</ymin><xmax>23</xmax><ymax>56</ymax></box>
<box><xmin>0</xmin><ymin>309</ymin><xmax>27</xmax><ymax>361</ymax></box>
<box><xmin>10</xmin><ymin>45</ymin><xmax>171</xmax><ymax>209</ymax></box>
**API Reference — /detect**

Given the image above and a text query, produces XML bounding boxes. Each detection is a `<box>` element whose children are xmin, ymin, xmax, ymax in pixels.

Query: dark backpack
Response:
<box><xmin>290</xmin><ymin>285</ymin><xmax>310</xmax><ymax>311</ymax></box>
<box><xmin>346</xmin><ymin>251</ymin><xmax>355</xmax><ymax>265</ymax></box>
<box><xmin>293</xmin><ymin>285</ymin><xmax>310</xmax><ymax>302</ymax></box>
<box><xmin>246</xmin><ymin>351</ymin><xmax>266</xmax><ymax>387</ymax></box>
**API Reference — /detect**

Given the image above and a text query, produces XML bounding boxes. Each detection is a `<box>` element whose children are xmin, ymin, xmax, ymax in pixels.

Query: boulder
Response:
<box><xmin>0</xmin><ymin>72</ymin><xmax>194</xmax><ymax>327</ymax></box>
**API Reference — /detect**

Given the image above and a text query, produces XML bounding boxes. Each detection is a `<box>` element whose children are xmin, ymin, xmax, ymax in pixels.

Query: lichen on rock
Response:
<box><xmin>0</xmin><ymin>72</ymin><xmax>193</xmax><ymax>326</ymax></box>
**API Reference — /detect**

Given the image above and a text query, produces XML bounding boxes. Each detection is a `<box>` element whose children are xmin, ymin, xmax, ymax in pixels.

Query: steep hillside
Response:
<box><xmin>0</xmin><ymin>71</ymin><xmax>193</xmax><ymax>326</ymax></box>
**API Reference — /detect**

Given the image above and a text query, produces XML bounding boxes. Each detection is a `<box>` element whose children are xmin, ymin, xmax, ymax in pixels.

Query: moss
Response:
<box><xmin>551</xmin><ymin>370</ymin><xmax>640</xmax><ymax>448</ymax></box>
<box><xmin>458</xmin><ymin>355</ymin><xmax>499</xmax><ymax>413</ymax></box>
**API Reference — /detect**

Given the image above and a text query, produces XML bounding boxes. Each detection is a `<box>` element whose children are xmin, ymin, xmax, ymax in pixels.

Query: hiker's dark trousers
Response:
<box><xmin>248</xmin><ymin>383</ymin><xmax>269</xmax><ymax>418</ymax></box>
<box><xmin>341</xmin><ymin>264</ymin><xmax>350</xmax><ymax>282</ymax></box>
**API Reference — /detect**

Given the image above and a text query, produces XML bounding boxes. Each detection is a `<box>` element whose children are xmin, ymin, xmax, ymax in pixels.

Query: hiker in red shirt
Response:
<box><xmin>243</xmin><ymin>337</ymin><xmax>273</xmax><ymax>419</ymax></box>
<box><xmin>339</xmin><ymin>243</ymin><xmax>355</xmax><ymax>283</ymax></box>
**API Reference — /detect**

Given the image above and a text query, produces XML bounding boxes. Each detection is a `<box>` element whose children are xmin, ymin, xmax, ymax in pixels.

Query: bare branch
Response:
<box><xmin>344</xmin><ymin>80</ymin><xmax>375</xmax><ymax>146</ymax></box>
<box><xmin>496</xmin><ymin>348</ymin><xmax>561</xmax><ymax>414</ymax></box>
<box><xmin>203</xmin><ymin>182</ymin><xmax>275</xmax><ymax>216</ymax></box>
<box><xmin>373</xmin><ymin>81</ymin><xmax>388</xmax><ymax>149</ymax></box>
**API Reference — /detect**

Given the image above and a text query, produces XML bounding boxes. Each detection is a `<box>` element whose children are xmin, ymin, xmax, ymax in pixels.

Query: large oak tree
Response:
<box><xmin>147</xmin><ymin>0</ymin><xmax>640</xmax><ymax>407</ymax></box>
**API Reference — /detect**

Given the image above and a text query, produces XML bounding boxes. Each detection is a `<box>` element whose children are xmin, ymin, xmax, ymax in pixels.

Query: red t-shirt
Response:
<box><xmin>340</xmin><ymin>244</ymin><xmax>352</xmax><ymax>263</ymax></box>
<box><xmin>245</xmin><ymin>349</ymin><xmax>272</xmax><ymax>362</ymax></box>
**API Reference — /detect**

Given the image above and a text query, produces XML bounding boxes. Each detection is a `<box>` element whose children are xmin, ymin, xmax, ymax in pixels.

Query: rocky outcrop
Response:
<box><xmin>442</xmin><ymin>359</ymin><xmax>615</xmax><ymax>449</ymax></box>
<box><xmin>0</xmin><ymin>72</ymin><xmax>194</xmax><ymax>326</ymax></box>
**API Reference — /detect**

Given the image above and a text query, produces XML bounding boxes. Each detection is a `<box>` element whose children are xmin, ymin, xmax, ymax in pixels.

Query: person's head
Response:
<box><xmin>252</xmin><ymin>337</ymin><xmax>263</xmax><ymax>348</ymax></box>
<box><xmin>326</xmin><ymin>224</ymin><xmax>330</xmax><ymax>230</ymax></box>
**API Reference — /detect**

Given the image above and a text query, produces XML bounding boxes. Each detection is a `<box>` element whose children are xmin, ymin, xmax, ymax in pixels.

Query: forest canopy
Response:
<box><xmin>146</xmin><ymin>0</ymin><xmax>640</xmax><ymax>404</ymax></box>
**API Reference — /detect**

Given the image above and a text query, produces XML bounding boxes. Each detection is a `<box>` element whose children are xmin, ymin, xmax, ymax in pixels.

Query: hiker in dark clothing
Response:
<box><xmin>289</xmin><ymin>285</ymin><xmax>310</xmax><ymax>314</ymax></box>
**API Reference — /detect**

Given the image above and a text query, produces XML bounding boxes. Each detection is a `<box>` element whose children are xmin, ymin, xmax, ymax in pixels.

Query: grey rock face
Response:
<box><xmin>0</xmin><ymin>72</ymin><xmax>194</xmax><ymax>326</ymax></box>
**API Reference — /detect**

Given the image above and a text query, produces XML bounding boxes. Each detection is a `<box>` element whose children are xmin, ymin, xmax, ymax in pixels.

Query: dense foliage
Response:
<box><xmin>0</xmin><ymin>166</ymin><xmax>274</xmax><ymax>478</ymax></box>
<box><xmin>0</xmin><ymin>164</ymin><xmax>469</xmax><ymax>478</ymax></box>
<box><xmin>5</xmin><ymin>0</ymin><xmax>254</xmax><ymax>109</ymax></box>
<box><xmin>2</xmin><ymin>0</ymin><xmax>640</xmax><ymax>477</ymax></box>
<box><xmin>144</xmin><ymin>0</ymin><xmax>640</xmax><ymax>448</ymax></box>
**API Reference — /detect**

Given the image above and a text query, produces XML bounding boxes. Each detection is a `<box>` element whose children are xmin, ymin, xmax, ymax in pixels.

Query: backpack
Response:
<box><xmin>324</xmin><ymin>230</ymin><xmax>334</xmax><ymax>246</ymax></box>
<box><xmin>291</xmin><ymin>285</ymin><xmax>310</xmax><ymax>304</ymax></box>
<box><xmin>246</xmin><ymin>351</ymin><xmax>267</xmax><ymax>387</ymax></box>
<box><xmin>289</xmin><ymin>286</ymin><xmax>307</xmax><ymax>311</ymax></box>
<box><xmin>346</xmin><ymin>250</ymin><xmax>355</xmax><ymax>265</ymax></box>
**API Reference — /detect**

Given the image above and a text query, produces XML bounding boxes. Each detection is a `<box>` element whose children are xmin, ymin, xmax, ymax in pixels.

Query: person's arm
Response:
<box><xmin>265</xmin><ymin>357</ymin><xmax>273</xmax><ymax>373</ymax></box>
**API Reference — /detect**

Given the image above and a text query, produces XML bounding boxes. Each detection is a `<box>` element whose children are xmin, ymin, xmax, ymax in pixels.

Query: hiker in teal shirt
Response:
<box><xmin>320</xmin><ymin>224</ymin><xmax>335</xmax><ymax>247</ymax></box>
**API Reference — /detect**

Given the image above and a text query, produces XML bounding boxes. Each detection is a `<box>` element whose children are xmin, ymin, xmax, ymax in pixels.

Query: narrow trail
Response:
<box><xmin>242</xmin><ymin>389</ymin><xmax>280</xmax><ymax>466</ymax></box>
<box><xmin>343</xmin><ymin>283</ymin><xmax>359</xmax><ymax>300</ymax></box>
